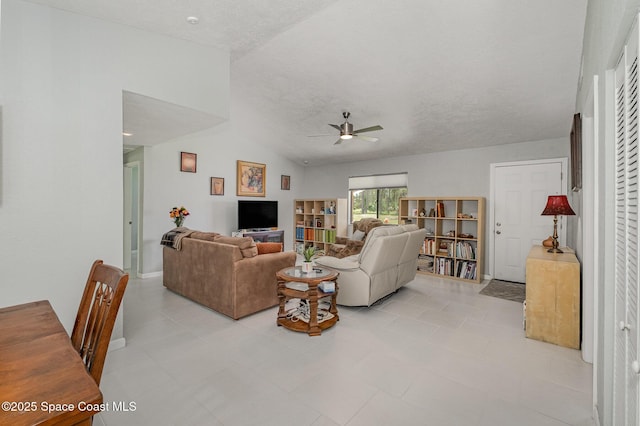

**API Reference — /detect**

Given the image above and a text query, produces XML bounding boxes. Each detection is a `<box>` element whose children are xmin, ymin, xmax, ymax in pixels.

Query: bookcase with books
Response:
<box><xmin>294</xmin><ymin>199</ymin><xmax>347</xmax><ymax>255</ymax></box>
<box><xmin>399</xmin><ymin>197</ymin><xmax>485</xmax><ymax>283</ymax></box>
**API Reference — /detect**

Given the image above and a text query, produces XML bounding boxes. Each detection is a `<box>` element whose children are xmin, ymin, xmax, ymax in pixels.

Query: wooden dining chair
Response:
<box><xmin>71</xmin><ymin>260</ymin><xmax>129</xmax><ymax>386</ymax></box>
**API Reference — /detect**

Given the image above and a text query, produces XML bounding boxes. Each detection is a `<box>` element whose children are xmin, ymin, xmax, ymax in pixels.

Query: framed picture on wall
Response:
<box><xmin>210</xmin><ymin>177</ymin><xmax>224</xmax><ymax>195</ymax></box>
<box><xmin>180</xmin><ymin>152</ymin><xmax>197</xmax><ymax>173</ymax></box>
<box><xmin>237</xmin><ymin>160</ymin><xmax>266</xmax><ymax>197</ymax></box>
<box><xmin>281</xmin><ymin>175</ymin><xmax>290</xmax><ymax>190</ymax></box>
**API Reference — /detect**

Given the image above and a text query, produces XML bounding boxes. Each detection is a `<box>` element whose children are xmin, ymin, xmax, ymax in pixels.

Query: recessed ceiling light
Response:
<box><xmin>186</xmin><ymin>16</ymin><xmax>199</xmax><ymax>25</ymax></box>
<box><xmin>122</xmin><ymin>132</ymin><xmax>133</xmax><ymax>137</ymax></box>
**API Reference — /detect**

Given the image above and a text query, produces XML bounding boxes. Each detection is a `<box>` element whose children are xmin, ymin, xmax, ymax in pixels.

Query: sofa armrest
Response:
<box><xmin>314</xmin><ymin>255</ymin><xmax>360</xmax><ymax>271</ymax></box>
<box><xmin>233</xmin><ymin>251</ymin><xmax>297</xmax><ymax>318</ymax></box>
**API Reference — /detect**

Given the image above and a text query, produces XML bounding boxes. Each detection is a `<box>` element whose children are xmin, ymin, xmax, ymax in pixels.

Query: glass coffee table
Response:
<box><xmin>276</xmin><ymin>266</ymin><xmax>339</xmax><ymax>336</ymax></box>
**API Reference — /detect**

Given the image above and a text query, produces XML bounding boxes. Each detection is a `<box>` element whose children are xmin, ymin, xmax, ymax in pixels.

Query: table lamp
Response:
<box><xmin>541</xmin><ymin>195</ymin><xmax>575</xmax><ymax>253</ymax></box>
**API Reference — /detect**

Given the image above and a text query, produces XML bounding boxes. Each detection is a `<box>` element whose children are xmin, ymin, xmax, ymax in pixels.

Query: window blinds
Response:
<box><xmin>348</xmin><ymin>172</ymin><xmax>408</xmax><ymax>190</ymax></box>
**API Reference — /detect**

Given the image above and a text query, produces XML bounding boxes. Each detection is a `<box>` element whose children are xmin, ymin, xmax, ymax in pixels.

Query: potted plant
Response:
<box><xmin>302</xmin><ymin>246</ymin><xmax>316</xmax><ymax>273</ymax></box>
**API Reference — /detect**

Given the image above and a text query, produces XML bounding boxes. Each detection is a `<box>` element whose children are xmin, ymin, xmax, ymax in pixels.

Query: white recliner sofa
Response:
<box><xmin>314</xmin><ymin>224</ymin><xmax>427</xmax><ymax>306</ymax></box>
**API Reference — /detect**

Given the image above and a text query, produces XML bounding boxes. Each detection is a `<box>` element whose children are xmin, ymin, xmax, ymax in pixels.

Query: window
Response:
<box><xmin>350</xmin><ymin>187</ymin><xmax>408</xmax><ymax>224</ymax></box>
<box><xmin>348</xmin><ymin>173</ymin><xmax>408</xmax><ymax>224</ymax></box>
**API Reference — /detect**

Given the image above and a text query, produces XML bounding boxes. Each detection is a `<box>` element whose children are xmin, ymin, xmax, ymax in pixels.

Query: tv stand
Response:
<box><xmin>232</xmin><ymin>229</ymin><xmax>284</xmax><ymax>243</ymax></box>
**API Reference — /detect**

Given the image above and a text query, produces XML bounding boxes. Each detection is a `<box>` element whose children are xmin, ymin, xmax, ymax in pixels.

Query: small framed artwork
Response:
<box><xmin>210</xmin><ymin>177</ymin><xmax>224</xmax><ymax>195</ymax></box>
<box><xmin>281</xmin><ymin>175</ymin><xmax>290</xmax><ymax>190</ymax></box>
<box><xmin>570</xmin><ymin>113</ymin><xmax>582</xmax><ymax>191</ymax></box>
<box><xmin>237</xmin><ymin>160</ymin><xmax>266</xmax><ymax>197</ymax></box>
<box><xmin>180</xmin><ymin>152</ymin><xmax>197</xmax><ymax>173</ymax></box>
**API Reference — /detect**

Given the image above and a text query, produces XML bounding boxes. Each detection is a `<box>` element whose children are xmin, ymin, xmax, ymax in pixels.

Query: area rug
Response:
<box><xmin>479</xmin><ymin>279</ymin><xmax>525</xmax><ymax>303</ymax></box>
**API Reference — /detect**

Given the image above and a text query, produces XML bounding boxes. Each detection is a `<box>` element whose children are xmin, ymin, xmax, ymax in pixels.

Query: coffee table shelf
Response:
<box><xmin>276</xmin><ymin>266</ymin><xmax>339</xmax><ymax>336</ymax></box>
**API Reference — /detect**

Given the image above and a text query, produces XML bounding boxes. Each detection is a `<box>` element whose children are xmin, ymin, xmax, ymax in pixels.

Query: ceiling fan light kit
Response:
<box><xmin>309</xmin><ymin>111</ymin><xmax>383</xmax><ymax>145</ymax></box>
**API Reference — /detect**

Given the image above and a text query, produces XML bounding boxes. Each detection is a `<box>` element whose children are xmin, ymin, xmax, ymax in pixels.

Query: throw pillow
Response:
<box><xmin>213</xmin><ymin>235</ymin><xmax>258</xmax><ymax>258</ymax></box>
<box><xmin>351</xmin><ymin>229</ymin><xmax>366</xmax><ymax>241</ymax></box>
<box><xmin>256</xmin><ymin>242</ymin><xmax>283</xmax><ymax>254</ymax></box>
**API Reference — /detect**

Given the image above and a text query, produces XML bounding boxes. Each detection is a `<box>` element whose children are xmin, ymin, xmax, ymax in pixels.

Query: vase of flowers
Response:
<box><xmin>170</xmin><ymin>206</ymin><xmax>190</xmax><ymax>228</ymax></box>
<box><xmin>302</xmin><ymin>246</ymin><xmax>316</xmax><ymax>273</ymax></box>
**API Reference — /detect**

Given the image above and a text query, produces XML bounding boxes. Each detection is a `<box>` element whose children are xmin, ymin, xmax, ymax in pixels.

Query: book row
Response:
<box><xmin>429</xmin><ymin>257</ymin><xmax>477</xmax><ymax>279</ymax></box>
<box><xmin>421</xmin><ymin>239</ymin><xmax>476</xmax><ymax>259</ymax></box>
<box><xmin>296</xmin><ymin>226</ymin><xmax>337</xmax><ymax>243</ymax></box>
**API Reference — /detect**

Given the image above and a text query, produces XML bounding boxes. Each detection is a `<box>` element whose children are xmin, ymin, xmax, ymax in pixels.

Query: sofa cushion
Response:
<box><xmin>382</xmin><ymin>225</ymin><xmax>405</xmax><ymax>236</ymax></box>
<box><xmin>189</xmin><ymin>231</ymin><xmax>220</xmax><ymax>242</ymax></box>
<box><xmin>213</xmin><ymin>235</ymin><xmax>258</xmax><ymax>258</ymax></box>
<box><xmin>351</xmin><ymin>229</ymin><xmax>366</xmax><ymax>241</ymax></box>
<box><xmin>256</xmin><ymin>242</ymin><xmax>283</xmax><ymax>254</ymax></box>
<box><xmin>358</xmin><ymin>225</ymin><xmax>396</xmax><ymax>261</ymax></box>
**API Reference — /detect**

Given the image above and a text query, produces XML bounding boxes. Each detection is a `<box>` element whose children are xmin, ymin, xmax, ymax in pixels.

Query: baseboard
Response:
<box><xmin>138</xmin><ymin>271</ymin><xmax>163</xmax><ymax>279</ymax></box>
<box><xmin>108</xmin><ymin>337</ymin><xmax>126</xmax><ymax>352</ymax></box>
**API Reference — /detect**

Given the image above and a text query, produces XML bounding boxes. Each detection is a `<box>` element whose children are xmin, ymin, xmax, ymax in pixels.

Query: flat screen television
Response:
<box><xmin>238</xmin><ymin>200</ymin><xmax>278</xmax><ymax>230</ymax></box>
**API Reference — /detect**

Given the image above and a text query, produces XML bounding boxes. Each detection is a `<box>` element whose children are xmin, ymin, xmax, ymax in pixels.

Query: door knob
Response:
<box><xmin>496</xmin><ymin>231</ymin><xmax>501</xmax><ymax>235</ymax></box>
<box><xmin>619</xmin><ymin>321</ymin><xmax>630</xmax><ymax>331</ymax></box>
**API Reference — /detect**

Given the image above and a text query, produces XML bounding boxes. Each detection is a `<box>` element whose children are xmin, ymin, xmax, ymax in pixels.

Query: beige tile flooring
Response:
<box><xmin>96</xmin><ymin>274</ymin><xmax>595</xmax><ymax>426</ymax></box>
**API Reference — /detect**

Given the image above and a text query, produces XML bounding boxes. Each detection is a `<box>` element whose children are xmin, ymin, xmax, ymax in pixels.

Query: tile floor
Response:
<box><xmin>96</xmin><ymin>274</ymin><xmax>595</xmax><ymax>426</ymax></box>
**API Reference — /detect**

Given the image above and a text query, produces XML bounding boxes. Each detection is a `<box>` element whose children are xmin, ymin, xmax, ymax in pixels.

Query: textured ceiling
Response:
<box><xmin>24</xmin><ymin>0</ymin><xmax>341</xmax><ymax>60</ymax></box>
<box><xmin>26</xmin><ymin>0</ymin><xmax>588</xmax><ymax>166</ymax></box>
<box><xmin>122</xmin><ymin>91</ymin><xmax>225</xmax><ymax>147</ymax></box>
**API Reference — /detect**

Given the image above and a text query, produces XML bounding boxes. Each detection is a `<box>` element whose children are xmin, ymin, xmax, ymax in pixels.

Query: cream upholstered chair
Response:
<box><xmin>326</xmin><ymin>218</ymin><xmax>384</xmax><ymax>258</ymax></box>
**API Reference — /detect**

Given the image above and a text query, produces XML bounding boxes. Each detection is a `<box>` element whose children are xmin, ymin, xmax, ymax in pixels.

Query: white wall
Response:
<box><xmin>0</xmin><ymin>0</ymin><xmax>229</xmax><ymax>339</ymax></box>
<box><xmin>303</xmin><ymin>137</ymin><xmax>570</xmax><ymax>275</ymax></box>
<box><xmin>140</xmin><ymin>95</ymin><xmax>306</xmax><ymax>274</ymax></box>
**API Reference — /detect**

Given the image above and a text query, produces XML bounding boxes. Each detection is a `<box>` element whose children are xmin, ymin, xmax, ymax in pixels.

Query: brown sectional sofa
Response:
<box><xmin>163</xmin><ymin>231</ymin><xmax>296</xmax><ymax>319</ymax></box>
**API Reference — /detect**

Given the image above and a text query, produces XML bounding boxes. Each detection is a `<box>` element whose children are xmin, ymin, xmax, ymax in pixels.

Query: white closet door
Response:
<box><xmin>613</xmin><ymin>17</ymin><xmax>640</xmax><ymax>426</ymax></box>
<box><xmin>627</xmin><ymin>40</ymin><xmax>640</xmax><ymax>426</ymax></box>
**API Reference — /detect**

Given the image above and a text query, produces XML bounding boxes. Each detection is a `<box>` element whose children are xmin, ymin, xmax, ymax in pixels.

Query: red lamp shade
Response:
<box><xmin>541</xmin><ymin>195</ymin><xmax>575</xmax><ymax>216</ymax></box>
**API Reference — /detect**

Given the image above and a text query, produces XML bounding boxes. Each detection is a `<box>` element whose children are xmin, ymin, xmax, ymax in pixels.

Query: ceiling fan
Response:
<box><xmin>311</xmin><ymin>112</ymin><xmax>383</xmax><ymax>145</ymax></box>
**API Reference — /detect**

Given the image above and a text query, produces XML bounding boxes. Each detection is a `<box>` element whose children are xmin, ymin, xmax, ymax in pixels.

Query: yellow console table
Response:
<box><xmin>525</xmin><ymin>245</ymin><xmax>580</xmax><ymax>349</ymax></box>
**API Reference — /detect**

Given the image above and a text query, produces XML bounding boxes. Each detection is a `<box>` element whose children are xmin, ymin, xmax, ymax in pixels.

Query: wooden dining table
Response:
<box><xmin>0</xmin><ymin>300</ymin><xmax>103</xmax><ymax>426</ymax></box>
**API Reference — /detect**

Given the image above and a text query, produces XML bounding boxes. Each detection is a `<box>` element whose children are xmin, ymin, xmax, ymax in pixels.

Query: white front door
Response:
<box><xmin>492</xmin><ymin>159</ymin><xmax>566</xmax><ymax>282</ymax></box>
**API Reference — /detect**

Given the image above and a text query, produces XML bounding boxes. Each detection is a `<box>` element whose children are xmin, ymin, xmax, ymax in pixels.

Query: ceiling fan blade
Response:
<box><xmin>353</xmin><ymin>125</ymin><xmax>383</xmax><ymax>133</ymax></box>
<box><xmin>333</xmin><ymin>139</ymin><xmax>343</xmax><ymax>145</ymax></box>
<box><xmin>307</xmin><ymin>134</ymin><xmax>333</xmax><ymax>137</ymax></box>
<box><xmin>355</xmin><ymin>135</ymin><xmax>379</xmax><ymax>142</ymax></box>
<box><xmin>329</xmin><ymin>124</ymin><xmax>341</xmax><ymax>131</ymax></box>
